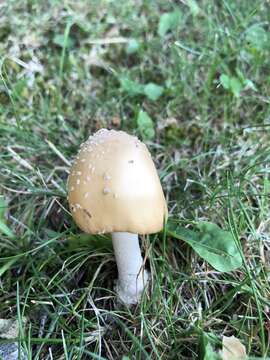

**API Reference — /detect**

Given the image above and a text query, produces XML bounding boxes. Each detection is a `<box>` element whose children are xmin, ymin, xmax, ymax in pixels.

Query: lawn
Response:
<box><xmin>0</xmin><ymin>0</ymin><xmax>270</xmax><ymax>359</ymax></box>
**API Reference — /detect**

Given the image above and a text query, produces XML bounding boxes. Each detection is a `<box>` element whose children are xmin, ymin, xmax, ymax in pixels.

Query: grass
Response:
<box><xmin>0</xmin><ymin>0</ymin><xmax>270</xmax><ymax>358</ymax></box>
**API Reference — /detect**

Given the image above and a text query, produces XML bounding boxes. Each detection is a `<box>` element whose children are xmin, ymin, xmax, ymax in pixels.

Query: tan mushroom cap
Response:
<box><xmin>67</xmin><ymin>129</ymin><xmax>167</xmax><ymax>234</ymax></box>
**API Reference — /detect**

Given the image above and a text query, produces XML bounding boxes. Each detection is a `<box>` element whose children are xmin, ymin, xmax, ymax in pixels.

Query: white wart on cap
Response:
<box><xmin>68</xmin><ymin>129</ymin><xmax>167</xmax><ymax>235</ymax></box>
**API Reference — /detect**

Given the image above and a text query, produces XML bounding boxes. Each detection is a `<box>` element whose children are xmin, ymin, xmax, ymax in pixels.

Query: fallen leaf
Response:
<box><xmin>221</xmin><ymin>336</ymin><xmax>247</xmax><ymax>360</ymax></box>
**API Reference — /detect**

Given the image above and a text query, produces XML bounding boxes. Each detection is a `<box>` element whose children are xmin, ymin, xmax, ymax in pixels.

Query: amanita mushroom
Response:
<box><xmin>67</xmin><ymin>129</ymin><xmax>167</xmax><ymax>304</ymax></box>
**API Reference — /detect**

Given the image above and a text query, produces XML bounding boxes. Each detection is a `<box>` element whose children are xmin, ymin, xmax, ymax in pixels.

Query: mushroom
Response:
<box><xmin>67</xmin><ymin>129</ymin><xmax>167</xmax><ymax>304</ymax></box>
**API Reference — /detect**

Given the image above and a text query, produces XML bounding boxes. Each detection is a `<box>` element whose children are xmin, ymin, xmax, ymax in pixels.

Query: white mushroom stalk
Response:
<box><xmin>112</xmin><ymin>232</ymin><xmax>148</xmax><ymax>304</ymax></box>
<box><xmin>67</xmin><ymin>129</ymin><xmax>167</xmax><ymax>305</ymax></box>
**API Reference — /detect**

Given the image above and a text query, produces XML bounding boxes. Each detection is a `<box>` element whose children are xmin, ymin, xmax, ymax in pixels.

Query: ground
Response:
<box><xmin>0</xmin><ymin>1</ymin><xmax>270</xmax><ymax>359</ymax></box>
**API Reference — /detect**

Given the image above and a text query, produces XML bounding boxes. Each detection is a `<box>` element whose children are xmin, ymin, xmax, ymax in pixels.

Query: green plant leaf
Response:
<box><xmin>186</xmin><ymin>0</ymin><xmax>200</xmax><ymax>16</ymax></box>
<box><xmin>126</xmin><ymin>39</ymin><xmax>140</xmax><ymax>54</ymax></box>
<box><xmin>119</xmin><ymin>77</ymin><xmax>164</xmax><ymax>101</ymax></box>
<box><xmin>167</xmin><ymin>221</ymin><xmax>242</xmax><ymax>272</ymax></box>
<box><xmin>53</xmin><ymin>34</ymin><xmax>74</xmax><ymax>48</ymax></box>
<box><xmin>119</xmin><ymin>77</ymin><xmax>144</xmax><ymax>96</ymax></box>
<box><xmin>137</xmin><ymin>110</ymin><xmax>155</xmax><ymax>140</ymax></box>
<box><xmin>229</xmin><ymin>77</ymin><xmax>242</xmax><ymax>98</ymax></box>
<box><xmin>143</xmin><ymin>83</ymin><xmax>164</xmax><ymax>101</ymax></box>
<box><xmin>204</xmin><ymin>343</ymin><xmax>221</xmax><ymax>360</ymax></box>
<box><xmin>243</xmin><ymin>79</ymin><xmax>257</xmax><ymax>91</ymax></box>
<box><xmin>219</xmin><ymin>74</ymin><xmax>243</xmax><ymax>98</ymax></box>
<box><xmin>245</xmin><ymin>25</ymin><xmax>268</xmax><ymax>51</ymax></box>
<box><xmin>219</xmin><ymin>74</ymin><xmax>230</xmax><ymax>89</ymax></box>
<box><xmin>158</xmin><ymin>10</ymin><xmax>181</xmax><ymax>37</ymax></box>
<box><xmin>199</xmin><ymin>332</ymin><xmax>222</xmax><ymax>360</ymax></box>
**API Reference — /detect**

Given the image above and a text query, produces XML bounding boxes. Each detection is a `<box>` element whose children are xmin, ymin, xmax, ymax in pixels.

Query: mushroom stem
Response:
<box><xmin>112</xmin><ymin>232</ymin><xmax>149</xmax><ymax>304</ymax></box>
